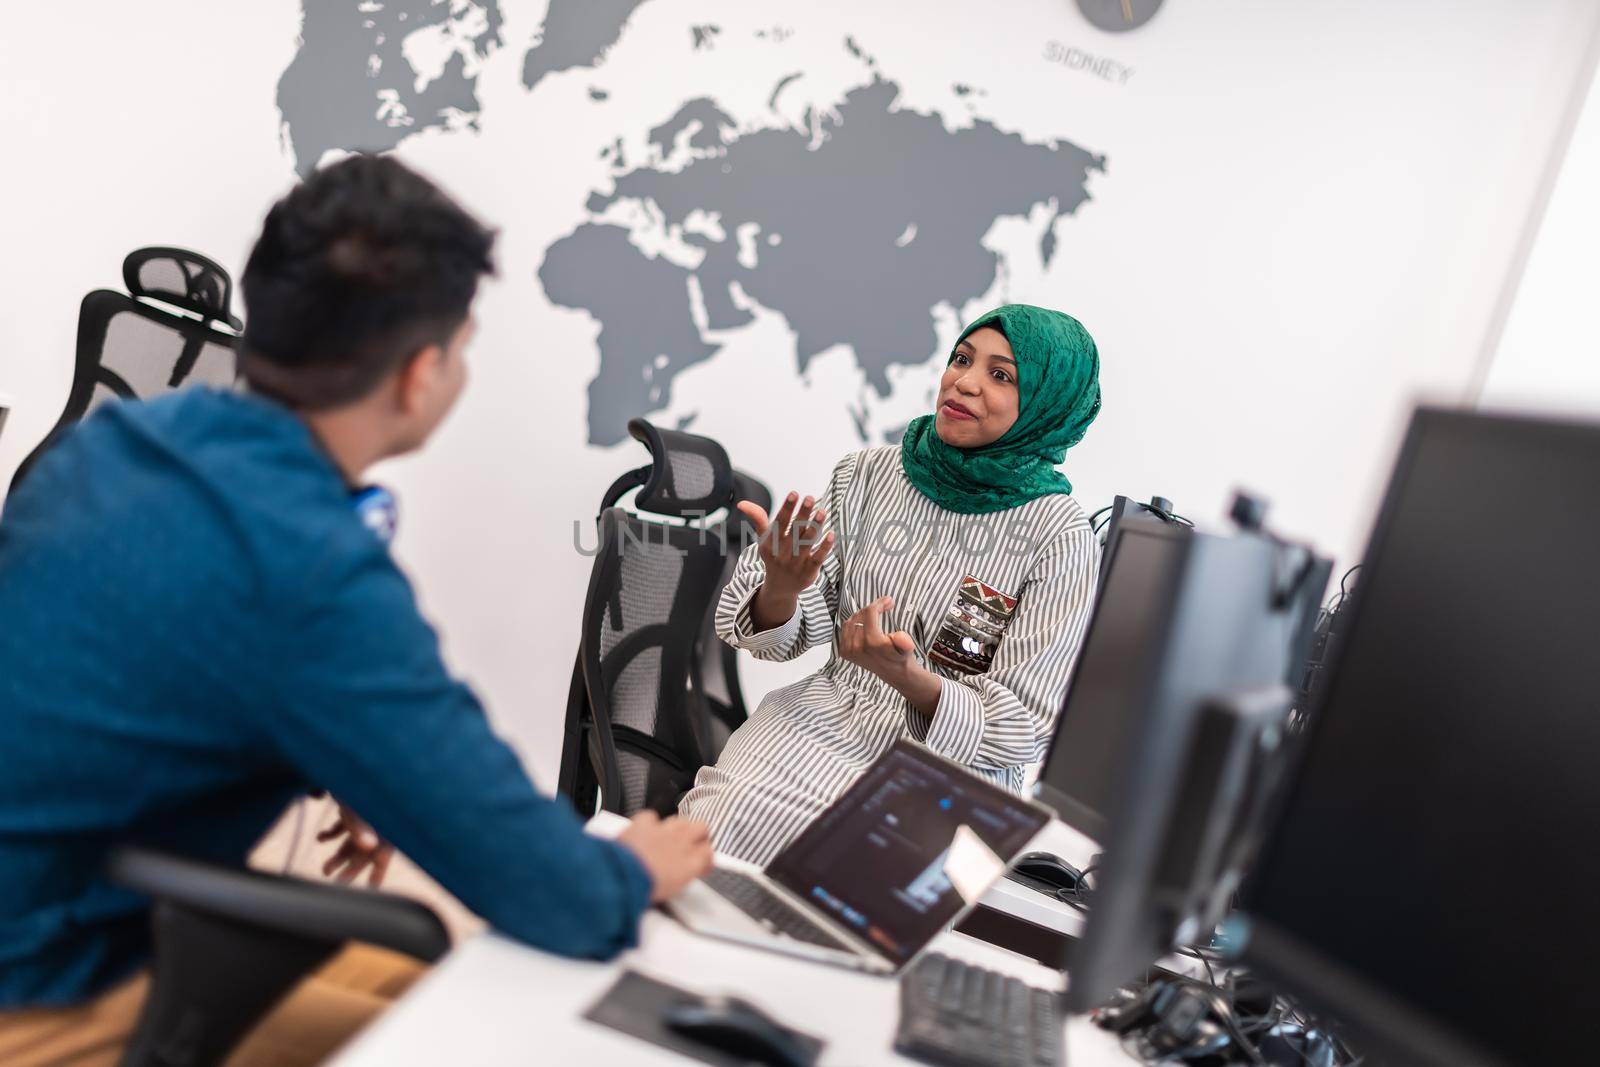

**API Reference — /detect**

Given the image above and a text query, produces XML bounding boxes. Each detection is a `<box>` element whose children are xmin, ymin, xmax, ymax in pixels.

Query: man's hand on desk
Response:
<box><xmin>617</xmin><ymin>811</ymin><xmax>714</xmax><ymax>902</ymax></box>
<box><xmin>318</xmin><ymin>803</ymin><xmax>395</xmax><ymax>887</ymax></box>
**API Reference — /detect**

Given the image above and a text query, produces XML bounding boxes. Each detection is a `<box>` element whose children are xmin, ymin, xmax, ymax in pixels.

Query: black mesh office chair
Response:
<box><xmin>558</xmin><ymin>418</ymin><xmax>771</xmax><ymax>817</ymax></box>
<box><xmin>106</xmin><ymin>848</ymin><xmax>448</xmax><ymax>1067</ymax></box>
<box><xmin>698</xmin><ymin>464</ymin><xmax>771</xmax><ymax>740</ymax></box>
<box><xmin>11</xmin><ymin>246</ymin><xmax>241</xmax><ymax>493</ymax></box>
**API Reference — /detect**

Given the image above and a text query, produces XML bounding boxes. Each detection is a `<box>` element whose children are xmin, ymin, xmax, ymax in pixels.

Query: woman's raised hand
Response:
<box><xmin>741</xmin><ymin>492</ymin><xmax>835</xmax><ymax>596</ymax></box>
<box><xmin>741</xmin><ymin>492</ymin><xmax>834</xmax><ymax>632</ymax></box>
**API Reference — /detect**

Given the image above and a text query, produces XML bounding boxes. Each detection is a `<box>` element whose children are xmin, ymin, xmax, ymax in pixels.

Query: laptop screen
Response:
<box><xmin>765</xmin><ymin>740</ymin><xmax>1051</xmax><ymax>966</ymax></box>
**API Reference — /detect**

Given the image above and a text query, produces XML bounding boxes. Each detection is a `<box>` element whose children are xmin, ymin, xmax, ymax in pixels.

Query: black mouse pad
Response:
<box><xmin>583</xmin><ymin>969</ymin><xmax>825</xmax><ymax>1066</ymax></box>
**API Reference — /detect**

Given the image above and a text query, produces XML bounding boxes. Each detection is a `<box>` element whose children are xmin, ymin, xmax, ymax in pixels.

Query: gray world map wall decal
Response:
<box><xmin>276</xmin><ymin>3</ymin><xmax>1106</xmax><ymax>447</ymax></box>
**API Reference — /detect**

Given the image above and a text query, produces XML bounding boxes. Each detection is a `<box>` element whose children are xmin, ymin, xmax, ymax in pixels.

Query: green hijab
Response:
<box><xmin>899</xmin><ymin>303</ymin><xmax>1101</xmax><ymax>514</ymax></box>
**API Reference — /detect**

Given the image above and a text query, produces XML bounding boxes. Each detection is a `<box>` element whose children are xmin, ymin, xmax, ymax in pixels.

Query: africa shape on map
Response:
<box><xmin>277</xmin><ymin>1</ymin><xmax>1106</xmax><ymax>446</ymax></box>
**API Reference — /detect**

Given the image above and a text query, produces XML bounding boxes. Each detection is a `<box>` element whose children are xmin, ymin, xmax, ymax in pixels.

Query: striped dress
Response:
<box><xmin>677</xmin><ymin>446</ymin><xmax>1099</xmax><ymax>865</ymax></box>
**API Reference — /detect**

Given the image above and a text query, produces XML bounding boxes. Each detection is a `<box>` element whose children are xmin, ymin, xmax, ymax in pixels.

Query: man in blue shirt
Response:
<box><xmin>0</xmin><ymin>155</ymin><xmax>712</xmax><ymax>1063</ymax></box>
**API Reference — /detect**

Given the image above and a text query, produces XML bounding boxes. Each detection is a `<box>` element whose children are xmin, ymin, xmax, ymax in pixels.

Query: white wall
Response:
<box><xmin>2</xmin><ymin>1</ymin><xmax>1597</xmax><ymax>787</ymax></box>
<box><xmin>1480</xmin><ymin>57</ymin><xmax>1600</xmax><ymax>415</ymax></box>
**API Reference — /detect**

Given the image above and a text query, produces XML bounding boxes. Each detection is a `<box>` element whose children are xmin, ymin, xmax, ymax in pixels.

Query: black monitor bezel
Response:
<box><xmin>1237</xmin><ymin>407</ymin><xmax>1592</xmax><ymax>1067</ymax></box>
<box><xmin>1063</xmin><ymin>525</ymin><xmax>1314</xmax><ymax>1012</ymax></box>
<box><xmin>1035</xmin><ymin>518</ymin><xmax>1194</xmax><ymax>838</ymax></box>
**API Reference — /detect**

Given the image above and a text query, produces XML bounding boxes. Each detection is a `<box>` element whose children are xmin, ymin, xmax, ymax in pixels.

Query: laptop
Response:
<box><xmin>664</xmin><ymin>739</ymin><xmax>1053</xmax><ymax>974</ymax></box>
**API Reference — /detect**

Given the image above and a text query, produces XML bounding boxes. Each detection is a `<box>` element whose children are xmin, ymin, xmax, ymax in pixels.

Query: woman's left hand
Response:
<box><xmin>839</xmin><ymin>597</ymin><xmax>942</xmax><ymax>716</ymax></box>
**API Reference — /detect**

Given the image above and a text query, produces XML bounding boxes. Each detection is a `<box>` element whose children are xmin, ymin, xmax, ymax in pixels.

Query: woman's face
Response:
<box><xmin>934</xmin><ymin>326</ymin><xmax>1020</xmax><ymax>448</ymax></box>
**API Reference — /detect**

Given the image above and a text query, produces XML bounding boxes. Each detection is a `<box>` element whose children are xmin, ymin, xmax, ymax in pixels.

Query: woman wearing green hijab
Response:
<box><xmin>677</xmin><ymin>304</ymin><xmax>1103</xmax><ymax>864</ymax></box>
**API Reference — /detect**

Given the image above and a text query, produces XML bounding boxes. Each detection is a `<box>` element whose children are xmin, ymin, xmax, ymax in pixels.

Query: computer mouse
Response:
<box><xmin>1013</xmin><ymin>851</ymin><xmax>1083</xmax><ymax>892</ymax></box>
<box><xmin>664</xmin><ymin>994</ymin><xmax>812</xmax><ymax>1067</ymax></box>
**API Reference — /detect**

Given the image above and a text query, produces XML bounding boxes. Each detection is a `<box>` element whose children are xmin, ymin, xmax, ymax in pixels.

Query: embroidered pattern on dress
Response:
<box><xmin>928</xmin><ymin>576</ymin><xmax>1019</xmax><ymax>674</ymax></box>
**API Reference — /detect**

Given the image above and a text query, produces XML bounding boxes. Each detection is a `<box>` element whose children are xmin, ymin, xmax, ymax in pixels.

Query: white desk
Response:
<box><xmin>331</xmin><ymin>816</ymin><xmax>1128</xmax><ymax>1067</ymax></box>
<box><xmin>331</xmin><ymin>917</ymin><xmax>1129</xmax><ymax>1067</ymax></box>
<box><xmin>975</xmin><ymin>818</ymin><xmax>1097</xmax><ymax>937</ymax></box>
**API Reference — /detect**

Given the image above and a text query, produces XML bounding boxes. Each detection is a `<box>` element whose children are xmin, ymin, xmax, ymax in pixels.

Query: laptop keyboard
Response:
<box><xmin>895</xmin><ymin>953</ymin><xmax>1062</xmax><ymax>1067</ymax></box>
<box><xmin>701</xmin><ymin>868</ymin><xmax>850</xmax><ymax>951</ymax></box>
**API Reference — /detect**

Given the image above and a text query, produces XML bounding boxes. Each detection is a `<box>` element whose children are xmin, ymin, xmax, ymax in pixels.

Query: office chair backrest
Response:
<box><xmin>10</xmin><ymin>247</ymin><xmax>241</xmax><ymax>492</ymax></box>
<box><xmin>697</xmin><ymin>468</ymin><xmax>771</xmax><ymax>741</ymax></box>
<box><xmin>619</xmin><ymin>425</ymin><xmax>771</xmax><ymax>753</ymax></box>
<box><xmin>108</xmin><ymin>847</ymin><xmax>447</xmax><ymax>1067</ymax></box>
<box><xmin>560</xmin><ymin>419</ymin><xmax>770</xmax><ymax>816</ymax></box>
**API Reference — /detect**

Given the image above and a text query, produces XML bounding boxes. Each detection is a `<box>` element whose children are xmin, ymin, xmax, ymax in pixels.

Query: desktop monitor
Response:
<box><xmin>1036</xmin><ymin>517</ymin><xmax>1327</xmax><ymax>844</ymax></box>
<box><xmin>1060</xmin><ymin>523</ymin><xmax>1326</xmax><ymax>1011</ymax></box>
<box><xmin>1238</xmin><ymin>409</ymin><xmax>1600</xmax><ymax>1065</ymax></box>
<box><xmin>1095</xmin><ymin>495</ymin><xmax>1190</xmax><ymax>577</ymax></box>
<box><xmin>1035</xmin><ymin>521</ymin><xmax>1192</xmax><ymax>838</ymax></box>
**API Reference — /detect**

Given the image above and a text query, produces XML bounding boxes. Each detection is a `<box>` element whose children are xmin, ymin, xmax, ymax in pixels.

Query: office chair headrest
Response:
<box><xmin>627</xmin><ymin>418</ymin><xmax>737</xmax><ymax>519</ymax></box>
<box><xmin>123</xmin><ymin>247</ymin><xmax>243</xmax><ymax>331</ymax></box>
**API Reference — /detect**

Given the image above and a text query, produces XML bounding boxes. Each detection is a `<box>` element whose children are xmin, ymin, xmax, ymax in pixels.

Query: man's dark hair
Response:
<box><xmin>240</xmin><ymin>154</ymin><xmax>496</xmax><ymax>409</ymax></box>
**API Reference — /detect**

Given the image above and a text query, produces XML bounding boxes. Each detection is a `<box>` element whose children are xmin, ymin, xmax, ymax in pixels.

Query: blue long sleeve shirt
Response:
<box><xmin>0</xmin><ymin>388</ymin><xmax>651</xmax><ymax>1007</ymax></box>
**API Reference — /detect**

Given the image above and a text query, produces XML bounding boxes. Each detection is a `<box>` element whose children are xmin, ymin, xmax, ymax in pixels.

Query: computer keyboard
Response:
<box><xmin>701</xmin><ymin>868</ymin><xmax>850</xmax><ymax>951</ymax></box>
<box><xmin>895</xmin><ymin>953</ymin><xmax>1062</xmax><ymax>1067</ymax></box>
